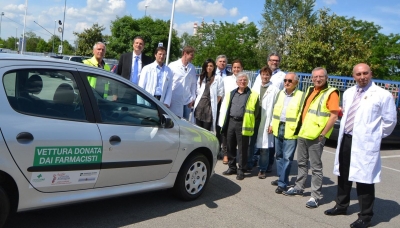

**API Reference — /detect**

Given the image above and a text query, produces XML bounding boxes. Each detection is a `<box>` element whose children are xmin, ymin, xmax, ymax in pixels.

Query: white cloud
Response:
<box><xmin>174</xmin><ymin>21</ymin><xmax>198</xmax><ymax>36</ymax></box>
<box><xmin>230</xmin><ymin>7</ymin><xmax>238</xmax><ymax>17</ymax></box>
<box><xmin>137</xmin><ymin>0</ymin><xmax>172</xmax><ymax>17</ymax></box>
<box><xmin>138</xmin><ymin>0</ymin><xmax>236</xmax><ymax>17</ymax></box>
<box><xmin>323</xmin><ymin>0</ymin><xmax>337</xmax><ymax>5</ymax></box>
<box><xmin>237</xmin><ymin>16</ymin><xmax>248</xmax><ymax>24</ymax></box>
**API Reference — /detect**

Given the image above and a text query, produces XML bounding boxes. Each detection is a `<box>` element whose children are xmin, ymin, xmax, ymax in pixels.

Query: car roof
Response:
<box><xmin>0</xmin><ymin>53</ymin><xmax>125</xmax><ymax>82</ymax></box>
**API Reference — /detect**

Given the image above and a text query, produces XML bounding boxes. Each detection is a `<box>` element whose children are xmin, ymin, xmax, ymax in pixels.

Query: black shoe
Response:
<box><xmin>350</xmin><ymin>219</ymin><xmax>371</xmax><ymax>228</ymax></box>
<box><xmin>243</xmin><ymin>168</ymin><xmax>252</xmax><ymax>173</ymax></box>
<box><xmin>324</xmin><ymin>207</ymin><xmax>347</xmax><ymax>216</ymax></box>
<box><xmin>222</xmin><ymin>169</ymin><xmax>237</xmax><ymax>175</ymax></box>
<box><xmin>236</xmin><ymin>171</ymin><xmax>244</xmax><ymax>180</ymax></box>
<box><xmin>271</xmin><ymin>179</ymin><xmax>278</xmax><ymax>186</ymax></box>
<box><xmin>275</xmin><ymin>186</ymin><xmax>286</xmax><ymax>194</ymax></box>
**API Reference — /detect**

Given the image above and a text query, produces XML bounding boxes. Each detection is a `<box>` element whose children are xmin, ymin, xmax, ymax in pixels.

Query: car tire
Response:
<box><xmin>173</xmin><ymin>153</ymin><xmax>210</xmax><ymax>201</ymax></box>
<box><xmin>0</xmin><ymin>186</ymin><xmax>10</xmax><ymax>227</ymax></box>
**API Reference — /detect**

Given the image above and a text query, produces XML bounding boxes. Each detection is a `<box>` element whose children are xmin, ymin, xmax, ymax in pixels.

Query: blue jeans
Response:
<box><xmin>259</xmin><ymin>148</ymin><xmax>270</xmax><ymax>171</ymax></box>
<box><xmin>183</xmin><ymin>104</ymin><xmax>192</xmax><ymax>121</ymax></box>
<box><xmin>247</xmin><ymin>120</ymin><xmax>260</xmax><ymax>169</ymax></box>
<box><xmin>275</xmin><ymin>123</ymin><xmax>297</xmax><ymax>188</ymax></box>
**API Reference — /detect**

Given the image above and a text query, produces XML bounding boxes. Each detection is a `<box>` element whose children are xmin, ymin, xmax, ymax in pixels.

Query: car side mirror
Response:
<box><xmin>161</xmin><ymin>114</ymin><xmax>174</xmax><ymax>128</ymax></box>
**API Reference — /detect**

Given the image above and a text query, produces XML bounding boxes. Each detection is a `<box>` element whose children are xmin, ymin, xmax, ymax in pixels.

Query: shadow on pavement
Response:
<box><xmin>4</xmin><ymin>174</ymin><xmax>241</xmax><ymax>228</ymax></box>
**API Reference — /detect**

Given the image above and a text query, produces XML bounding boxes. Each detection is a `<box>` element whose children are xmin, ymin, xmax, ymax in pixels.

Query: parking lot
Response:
<box><xmin>4</xmin><ymin>141</ymin><xmax>400</xmax><ymax>228</ymax></box>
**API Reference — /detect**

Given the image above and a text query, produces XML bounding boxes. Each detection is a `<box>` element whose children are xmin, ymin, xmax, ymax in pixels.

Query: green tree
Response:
<box><xmin>73</xmin><ymin>23</ymin><xmax>106</xmax><ymax>56</ymax></box>
<box><xmin>107</xmin><ymin>16</ymin><xmax>180</xmax><ymax>61</ymax></box>
<box><xmin>259</xmin><ymin>0</ymin><xmax>316</xmax><ymax>57</ymax></box>
<box><xmin>35</xmin><ymin>38</ymin><xmax>49</xmax><ymax>53</ymax></box>
<box><xmin>283</xmin><ymin>9</ymin><xmax>371</xmax><ymax>76</ymax></box>
<box><xmin>190</xmin><ymin>21</ymin><xmax>259</xmax><ymax>69</ymax></box>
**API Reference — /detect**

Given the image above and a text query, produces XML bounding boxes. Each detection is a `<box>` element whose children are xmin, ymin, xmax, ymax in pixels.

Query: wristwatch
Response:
<box><xmin>319</xmin><ymin>134</ymin><xmax>325</xmax><ymax>139</ymax></box>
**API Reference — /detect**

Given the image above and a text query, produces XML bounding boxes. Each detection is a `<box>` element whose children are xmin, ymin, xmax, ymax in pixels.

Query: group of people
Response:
<box><xmin>83</xmin><ymin>38</ymin><xmax>397</xmax><ymax>228</ymax></box>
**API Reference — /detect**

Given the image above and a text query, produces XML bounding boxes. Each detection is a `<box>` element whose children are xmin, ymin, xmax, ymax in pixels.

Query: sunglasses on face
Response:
<box><xmin>283</xmin><ymin>79</ymin><xmax>293</xmax><ymax>83</ymax></box>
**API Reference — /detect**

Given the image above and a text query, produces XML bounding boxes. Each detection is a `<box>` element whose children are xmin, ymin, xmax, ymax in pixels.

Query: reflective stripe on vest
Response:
<box><xmin>272</xmin><ymin>90</ymin><xmax>304</xmax><ymax>139</ymax></box>
<box><xmin>298</xmin><ymin>86</ymin><xmax>338</xmax><ymax>139</ymax></box>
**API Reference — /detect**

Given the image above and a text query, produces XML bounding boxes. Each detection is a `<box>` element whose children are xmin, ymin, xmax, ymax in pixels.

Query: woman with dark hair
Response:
<box><xmin>192</xmin><ymin>59</ymin><xmax>224</xmax><ymax>132</ymax></box>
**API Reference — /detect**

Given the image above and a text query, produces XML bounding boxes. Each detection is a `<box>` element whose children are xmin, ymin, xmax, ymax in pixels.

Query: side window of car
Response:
<box><xmin>3</xmin><ymin>70</ymin><xmax>86</xmax><ymax>121</ymax></box>
<box><xmin>84</xmin><ymin>74</ymin><xmax>160</xmax><ymax>126</ymax></box>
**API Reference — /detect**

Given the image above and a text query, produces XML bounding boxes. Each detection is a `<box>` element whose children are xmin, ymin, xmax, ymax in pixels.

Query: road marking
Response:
<box><xmin>381</xmin><ymin>155</ymin><xmax>400</xmax><ymax>158</ymax></box>
<box><xmin>323</xmin><ymin>150</ymin><xmax>400</xmax><ymax>172</ymax></box>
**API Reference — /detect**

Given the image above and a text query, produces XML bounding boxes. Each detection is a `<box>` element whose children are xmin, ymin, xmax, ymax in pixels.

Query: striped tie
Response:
<box><xmin>344</xmin><ymin>88</ymin><xmax>363</xmax><ymax>133</ymax></box>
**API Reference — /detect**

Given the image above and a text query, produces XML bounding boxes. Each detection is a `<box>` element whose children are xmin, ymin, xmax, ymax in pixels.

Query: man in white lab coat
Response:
<box><xmin>138</xmin><ymin>46</ymin><xmax>173</xmax><ymax>107</ymax></box>
<box><xmin>168</xmin><ymin>46</ymin><xmax>197</xmax><ymax>120</ymax></box>
<box><xmin>324</xmin><ymin>63</ymin><xmax>397</xmax><ymax>228</ymax></box>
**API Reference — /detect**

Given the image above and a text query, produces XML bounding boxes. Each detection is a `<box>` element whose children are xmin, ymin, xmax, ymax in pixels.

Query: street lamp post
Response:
<box><xmin>21</xmin><ymin>0</ymin><xmax>28</xmax><ymax>54</ymax></box>
<box><xmin>53</xmin><ymin>20</ymin><xmax>56</xmax><ymax>54</ymax></box>
<box><xmin>0</xmin><ymin>12</ymin><xmax>4</xmax><ymax>39</ymax></box>
<box><xmin>166</xmin><ymin>0</ymin><xmax>176</xmax><ymax>65</ymax></box>
<box><xmin>145</xmin><ymin>5</ymin><xmax>148</xmax><ymax>16</ymax></box>
<box><xmin>60</xmin><ymin>0</ymin><xmax>66</xmax><ymax>54</ymax></box>
<box><xmin>15</xmin><ymin>28</ymin><xmax>17</xmax><ymax>51</ymax></box>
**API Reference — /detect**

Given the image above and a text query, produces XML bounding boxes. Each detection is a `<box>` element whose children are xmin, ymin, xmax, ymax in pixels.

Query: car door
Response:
<box><xmin>0</xmin><ymin>66</ymin><xmax>102</xmax><ymax>192</ymax></box>
<box><xmin>79</xmin><ymin>72</ymin><xmax>180</xmax><ymax>187</ymax></box>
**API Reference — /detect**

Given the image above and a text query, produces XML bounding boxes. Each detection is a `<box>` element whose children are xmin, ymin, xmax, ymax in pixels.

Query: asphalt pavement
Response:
<box><xmin>4</xmin><ymin>141</ymin><xmax>400</xmax><ymax>228</ymax></box>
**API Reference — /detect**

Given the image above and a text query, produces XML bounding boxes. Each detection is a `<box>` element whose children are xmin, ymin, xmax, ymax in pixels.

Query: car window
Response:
<box><xmin>84</xmin><ymin>74</ymin><xmax>161</xmax><ymax>126</ymax></box>
<box><xmin>70</xmin><ymin>57</ymin><xmax>83</xmax><ymax>63</ymax></box>
<box><xmin>3</xmin><ymin>70</ymin><xmax>86</xmax><ymax>121</ymax></box>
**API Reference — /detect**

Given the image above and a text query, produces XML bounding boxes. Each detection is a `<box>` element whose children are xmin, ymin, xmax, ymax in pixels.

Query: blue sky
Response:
<box><xmin>1</xmin><ymin>0</ymin><xmax>399</xmax><ymax>45</ymax></box>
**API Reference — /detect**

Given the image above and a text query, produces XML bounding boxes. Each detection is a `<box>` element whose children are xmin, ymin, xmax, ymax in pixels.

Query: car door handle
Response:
<box><xmin>16</xmin><ymin>132</ymin><xmax>34</xmax><ymax>144</ymax></box>
<box><xmin>109</xmin><ymin>135</ymin><xmax>121</xmax><ymax>145</ymax></box>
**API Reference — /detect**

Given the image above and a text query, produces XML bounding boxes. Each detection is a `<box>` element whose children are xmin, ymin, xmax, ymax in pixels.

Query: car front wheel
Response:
<box><xmin>173</xmin><ymin>153</ymin><xmax>210</xmax><ymax>201</ymax></box>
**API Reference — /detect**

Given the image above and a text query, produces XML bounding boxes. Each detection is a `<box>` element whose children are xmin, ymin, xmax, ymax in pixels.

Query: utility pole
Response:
<box><xmin>21</xmin><ymin>0</ymin><xmax>28</xmax><ymax>54</ymax></box>
<box><xmin>15</xmin><ymin>28</ymin><xmax>17</xmax><ymax>51</ymax></box>
<box><xmin>0</xmin><ymin>12</ymin><xmax>4</xmax><ymax>39</ymax></box>
<box><xmin>60</xmin><ymin>0</ymin><xmax>66</xmax><ymax>54</ymax></box>
<box><xmin>145</xmin><ymin>5</ymin><xmax>148</xmax><ymax>16</ymax></box>
<box><xmin>53</xmin><ymin>20</ymin><xmax>56</xmax><ymax>54</ymax></box>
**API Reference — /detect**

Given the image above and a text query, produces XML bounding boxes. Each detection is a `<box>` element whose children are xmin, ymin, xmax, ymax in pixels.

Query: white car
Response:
<box><xmin>0</xmin><ymin>54</ymin><xmax>219</xmax><ymax>226</ymax></box>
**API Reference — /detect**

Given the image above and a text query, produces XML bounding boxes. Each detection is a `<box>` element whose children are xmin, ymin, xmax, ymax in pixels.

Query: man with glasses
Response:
<box><xmin>283</xmin><ymin>67</ymin><xmax>339</xmax><ymax>209</ymax></box>
<box><xmin>270</xmin><ymin>72</ymin><xmax>304</xmax><ymax>192</ymax></box>
<box><xmin>324</xmin><ymin>63</ymin><xmax>397</xmax><ymax>228</ymax></box>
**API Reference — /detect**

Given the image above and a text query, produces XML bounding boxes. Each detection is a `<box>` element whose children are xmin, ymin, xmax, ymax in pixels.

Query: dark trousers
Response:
<box><xmin>336</xmin><ymin>134</ymin><xmax>375</xmax><ymax>222</ymax></box>
<box><xmin>195</xmin><ymin>118</ymin><xmax>212</xmax><ymax>131</ymax></box>
<box><xmin>216</xmin><ymin>102</ymin><xmax>226</xmax><ymax>157</ymax></box>
<box><xmin>227</xmin><ymin>118</ymin><xmax>249</xmax><ymax>171</ymax></box>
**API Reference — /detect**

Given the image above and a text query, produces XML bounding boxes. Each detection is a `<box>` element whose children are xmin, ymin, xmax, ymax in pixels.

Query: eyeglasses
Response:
<box><xmin>355</xmin><ymin>71</ymin><xmax>370</xmax><ymax>76</ymax></box>
<box><xmin>269</xmin><ymin>59</ymin><xmax>280</xmax><ymax>62</ymax></box>
<box><xmin>283</xmin><ymin>79</ymin><xmax>293</xmax><ymax>83</ymax></box>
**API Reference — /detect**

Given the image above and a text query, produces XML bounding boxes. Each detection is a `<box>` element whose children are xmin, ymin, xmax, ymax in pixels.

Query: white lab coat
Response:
<box><xmin>253</xmin><ymin>70</ymin><xmax>285</xmax><ymax>91</ymax></box>
<box><xmin>138</xmin><ymin>61</ymin><xmax>173</xmax><ymax>106</ymax></box>
<box><xmin>192</xmin><ymin>75</ymin><xmax>224</xmax><ymax>133</ymax></box>
<box><xmin>168</xmin><ymin>59</ymin><xmax>197</xmax><ymax>117</ymax></box>
<box><xmin>333</xmin><ymin>83</ymin><xmax>397</xmax><ymax>184</ymax></box>
<box><xmin>251</xmin><ymin>81</ymin><xmax>280</xmax><ymax>148</ymax></box>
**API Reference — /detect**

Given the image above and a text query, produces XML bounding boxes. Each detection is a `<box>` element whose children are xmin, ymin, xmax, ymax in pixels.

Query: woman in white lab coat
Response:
<box><xmin>192</xmin><ymin>59</ymin><xmax>224</xmax><ymax>133</ymax></box>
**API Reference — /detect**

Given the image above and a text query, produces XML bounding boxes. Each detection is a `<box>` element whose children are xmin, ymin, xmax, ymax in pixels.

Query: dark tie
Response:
<box><xmin>344</xmin><ymin>88</ymin><xmax>363</xmax><ymax>133</ymax></box>
<box><xmin>132</xmin><ymin>56</ymin><xmax>139</xmax><ymax>84</ymax></box>
<box><xmin>220</xmin><ymin>71</ymin><xmax>223</xmax><ymax>76</ymax></box>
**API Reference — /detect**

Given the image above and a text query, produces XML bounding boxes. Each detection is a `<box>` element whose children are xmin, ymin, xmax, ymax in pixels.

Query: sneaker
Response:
<box><xmin>306</xmin><ymin>197</ymin><xmax>319</xmax><ymax>208</ymax></box>
<box><xmin>283</xmin><ymin>187</ymin><xmax>304</xmax><ymax>196</ymax></box>
<box><xmin>258</xmin><ymin>171</ymin><xmax>266</xmax><ymax>179</ymax></box>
